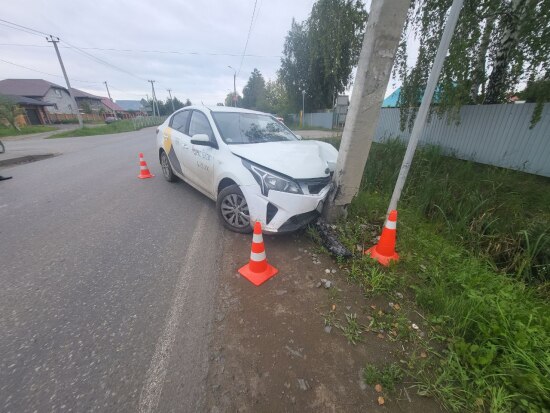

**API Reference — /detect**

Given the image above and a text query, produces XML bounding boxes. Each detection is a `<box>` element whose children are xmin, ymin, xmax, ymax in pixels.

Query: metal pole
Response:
<box><xmin>167</xmin><ymin>89</ymin><xmax>175</xmax><ymax>113</ymax></box>
<box><xmin>47</xmin><ymin>35</ymin><xmax>83</xmax><ymax>128</ymax></box>
<box><xmin>387</xmin><ymin>0</ymin><xmax>464</xmax><ymax>214</ymax></box>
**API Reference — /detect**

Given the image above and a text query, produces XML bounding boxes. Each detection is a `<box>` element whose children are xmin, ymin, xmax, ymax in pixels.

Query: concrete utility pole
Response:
<box><xmin>103</xmin><ymin>81</ymin><xmax>113</xmax><ymax>101</ymax></box>
<box><xmin>167</xmin><ymin>89</ymin><xmax>175</xmax><ymax>113</ymax></box>
<box><xmin>148</xmin><ymin>80</ymin><xmax>158</xmax><ymax>117</ymax></box>
<box><xmin>103</xmin><ymin>81</ymin><xmax>116</xmax><ymax>118</ymax></box>
<box><xmin>46</xmin><ymin>35</ymin><xmax>83</xmax><ymax>128</ymax></box>
<box><xmin>387</xmin><ymin>0</ymin><xmax>464</xmax><ymax>214</ymax></box>
<box><xmin>324</xmin><ymin>0</ymin><xmax>410</xmax><ymax>222</ymax></box>
<box><xmin>228</xmin><ymin>66</ymin><xmax>237</xmax><ymax>107</ymax></box>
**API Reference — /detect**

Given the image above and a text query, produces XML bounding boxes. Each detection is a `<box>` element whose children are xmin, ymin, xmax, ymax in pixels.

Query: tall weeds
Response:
<box><xmin>358</xmin><ymin>139</ymin><xmax>550</xmax><ymax>285</ymax></box>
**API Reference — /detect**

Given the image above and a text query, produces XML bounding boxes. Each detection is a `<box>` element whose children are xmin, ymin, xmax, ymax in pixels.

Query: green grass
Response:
<box><xmin>0</xmin><ymin>125</ymin><xmax>56</xmax><ymax>137</ymax></box>
<box><xmin>353</xmin><ymin>139</ymin><xmax>549</xmax><ymax>285</ymax></box>
<box><xmin>48</xmin><ymin>120</ymin><xmax>140</xmax><ymax>138</ymax></box>
<box><xmin>328</xmin><ymin>138</ymin><xmax>550</xmax><ymax>411</ymax></box>
<box><xmin>363</xmin><ymin>362</ymin><xmax>404</xmax><ymax>393</ymax></box>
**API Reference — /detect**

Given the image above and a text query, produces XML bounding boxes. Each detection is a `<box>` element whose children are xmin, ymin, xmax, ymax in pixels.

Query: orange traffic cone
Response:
<box><xmin>364</xmin><ymin>210</ymin><xmax>399</xmax><ymax>266</ymax></box>
<box><xmin>239</xmin><ymin>221</ymin><xmax>278</xmax><ymax>286</ymax></box>
<box><xmin>138</xmin><ymin>153</ymin><xmax>154</xmax><ymax>179</ymax></box>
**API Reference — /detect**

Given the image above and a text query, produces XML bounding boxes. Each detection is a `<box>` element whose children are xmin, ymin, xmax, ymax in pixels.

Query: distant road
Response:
<box><xmin>0</xmin><ymin>128</ymin><xmax>221</xmax><ymax>412</ymax></box>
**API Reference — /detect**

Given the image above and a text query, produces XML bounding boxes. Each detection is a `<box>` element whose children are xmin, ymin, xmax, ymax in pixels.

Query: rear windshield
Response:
<box><xmin>211</xmin><ymin>112</ymin><xmax>297</xmax><ymax>144</ymax></box>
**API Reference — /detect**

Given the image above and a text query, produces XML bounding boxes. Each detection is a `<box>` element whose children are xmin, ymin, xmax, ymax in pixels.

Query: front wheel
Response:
<box><xmin>160</xmin><ymin>151</ymin><xmax>176</xmax><ymax>182</ymax></box>
<box><xmin>217</xmin><ymin>185</ymin><xmax>252</xmax><ymax>233</ymax></box>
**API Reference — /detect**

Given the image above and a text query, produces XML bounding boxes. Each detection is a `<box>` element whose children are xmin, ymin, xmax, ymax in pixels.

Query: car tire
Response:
<box><xmin>217</xmin><ymin>185</ymin><xmax>253</xmax><ymax>233</ymax></box>
<box><xmin>160</xmin><ymin>150</ymin><xmax>176</xmax><ymax>182</ymax></box>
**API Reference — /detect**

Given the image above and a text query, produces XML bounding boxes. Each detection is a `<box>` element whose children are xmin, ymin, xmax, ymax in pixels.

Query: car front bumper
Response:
<box><xmin>240</xmin><ymin>183</ymin><xmax>331</xmax><ymax>233</ymax></box>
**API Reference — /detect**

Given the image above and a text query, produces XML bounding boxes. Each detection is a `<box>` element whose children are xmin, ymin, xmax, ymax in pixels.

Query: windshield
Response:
<box><xmin>211</xmin><ymin>112</ymin><xmax>297</xmax><ymax>144</ymax></box>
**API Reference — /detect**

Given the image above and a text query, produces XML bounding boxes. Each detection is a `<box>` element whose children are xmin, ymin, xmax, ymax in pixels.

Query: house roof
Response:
<box><xmin>116</xmin><ymin>100</ymin><xmax>147</xmax><ymax>111</ymax></box>
<box><xmin>70</xmin><ymin>88</ymin><xmax>103</xmax><ymax>100</ymax></box>
<box><xmin>382</xmin><ymin>88</ymin><xmax>400</xmax><ymax>107</ymax></box>
<box><xmin>101</xmin><ymin>98</ymin><xmax>125</xmax><ymax>112</ymax></box>
<box><xmin>0</xmin><ymin>79</ymin><xmax>66</xmax><ymax>97</ymax></box>
<box><xmin>0</xmin><ymin>94</ymin><xmax>54</xmax><ymax>106</ymax></box>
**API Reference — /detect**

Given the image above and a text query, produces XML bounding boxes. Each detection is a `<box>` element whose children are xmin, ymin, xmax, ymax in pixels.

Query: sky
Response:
<box><xmin>0</xmin><ymin>0</ymin><xmax>406</xmax><ymax>107</ymax></box>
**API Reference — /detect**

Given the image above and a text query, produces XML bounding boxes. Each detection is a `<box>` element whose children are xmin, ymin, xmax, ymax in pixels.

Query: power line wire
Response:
<box><xmin>238</xmin><ymin>0</ymin><xmax>259</xmax><ymax>75</ymax></box>
<box><xmin>0</xmin><ymin>18</ymin><xmax>146</xmax><ymax>83</ymax></box>
<box><xmin>0</xmin><ymin>22</ymin><xmax>45</xmax><ymax>38</ymax></box>
<box><xmin>0</xmin><ymin>57</ymin><xmax>101</xmax><ymax>84</ymax></box>
<box><xmin>0</xmin><ymin>43</ymin><xmax>281</xmax><ymax>58</ymax></box>
<box><xmin>0</xmin><ymin>18</ymin><xmax>50</xmax><ymax>36</ymax></box>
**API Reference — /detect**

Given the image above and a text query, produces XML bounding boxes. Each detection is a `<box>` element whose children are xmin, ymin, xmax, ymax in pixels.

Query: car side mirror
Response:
<box><xmin>191</xmin><ymin>133</ymin><xmax>213</xmax><ymax>146</ymax></box>
<box><xmin>295</xmin><ymin>134</ymin><xmax>303</xmax><ymax>140</ymax></box>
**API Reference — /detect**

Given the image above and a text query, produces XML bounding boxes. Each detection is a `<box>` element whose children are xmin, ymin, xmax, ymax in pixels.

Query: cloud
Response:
<box><xmin>0</xmin><ymin>0</ymin><xmax>312</xmax><ymax>104</ymax></box>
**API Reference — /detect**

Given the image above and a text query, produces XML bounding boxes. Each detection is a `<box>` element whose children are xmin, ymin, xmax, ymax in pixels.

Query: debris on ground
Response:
<box><xmin>314</xmin><ymin>219</ymin><xmax>353</xmax><ymax>258</ymax></box>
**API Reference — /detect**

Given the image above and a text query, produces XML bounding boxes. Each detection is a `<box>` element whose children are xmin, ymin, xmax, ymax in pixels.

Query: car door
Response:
<box><xmin>166</xmin><ymin>110</ymin><xmax>191</xmax><ymax>177</ymax></box>
<box><xmin>187</xmin><ymin>110</ymin><xmax>216</xmax><ymax>195</ymax></box>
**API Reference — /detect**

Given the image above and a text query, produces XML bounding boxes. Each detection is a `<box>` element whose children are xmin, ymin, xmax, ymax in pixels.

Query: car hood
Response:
<box><xmin>230</xmin><ymin>140</ymin><xmax>338</xmax><ymax>179</ymax></box>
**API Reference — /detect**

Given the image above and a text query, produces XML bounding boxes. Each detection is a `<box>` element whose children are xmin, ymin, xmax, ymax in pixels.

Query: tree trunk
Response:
<box><xmin>470</xmin><ymin>15</ymin><xmax>495</xmax><ymax>103</ymax></box>
<box><xmin>485</xmin><ymin>0</ymin><xmax>528</xmax><ymax>103</ymax></box>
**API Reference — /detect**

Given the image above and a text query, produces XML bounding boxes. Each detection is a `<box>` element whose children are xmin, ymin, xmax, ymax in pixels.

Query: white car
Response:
<box><xmin>156</xmin><ymin>106</ymin><xmax>338</xmax><ymax>233</ymax></box>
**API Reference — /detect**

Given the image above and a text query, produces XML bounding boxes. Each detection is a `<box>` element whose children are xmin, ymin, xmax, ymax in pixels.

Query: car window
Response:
<box><xmin>211</xmin><ymin>112</ymin><xmax>297</xmax><ymax>144</ymax></box>
<box><xmin>170</xmin><ymin>110</ymin><xmax>190</xmax><ymax>133</ymax></box>
<box><xmin>189</xmin><ymin>111</ymin><xmax>214</xmax><ymax>140</ymax></box>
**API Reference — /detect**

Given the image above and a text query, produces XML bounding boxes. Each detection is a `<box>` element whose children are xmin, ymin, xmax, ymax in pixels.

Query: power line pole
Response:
<box><xmin>167</xmin><ymin>89</ymin><xmax>175</xmax><ymax>113</ymax></box>
<box><xmin>324</xmin><ymin>0</ymin><xmax>410</xmax><ymax>222</ymax></box>
<box><xmin>228</xmin><ymin>66</ymin><xmax>237</xmax><ymax>107</ymax></box>
<box><xmin>148</xmin><ymin>80</ymin><xmax>158</xmax><ymax>117</ymax></box>
<box><xmin>103</xmin><ymin>81</ymin><xmax>116</xmax><ymax>118</ymax></box>
<box><xmin>103</xmin><ymin>81</ymin><xmax>113</xmax><ymax>101</ymax></box>
<box><xmin>46</xmin><ymin>35</ymin><xmax>83</xmax><ymax>128</ymax></box>
<box><xmin>387</xmin><ymin>0</ymin><xmax>464</xmax><ymax>214</ymax></box>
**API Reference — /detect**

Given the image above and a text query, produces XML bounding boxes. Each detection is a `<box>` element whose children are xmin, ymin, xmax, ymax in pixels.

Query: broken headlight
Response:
<box><xmin>242</xmin><ymin>159</ymin><xmax>303</xmax><ymax>196</ymax></box>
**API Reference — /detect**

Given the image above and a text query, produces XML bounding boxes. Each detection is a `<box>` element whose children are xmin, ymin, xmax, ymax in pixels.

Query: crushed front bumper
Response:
<box><xmin>240</xmin><ymin>183</ymin><xmax>331</xmax><ymax>233</ymax></box>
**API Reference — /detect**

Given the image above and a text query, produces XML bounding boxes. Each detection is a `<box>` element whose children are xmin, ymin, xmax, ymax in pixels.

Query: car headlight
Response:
<box><xmin>242</xmin><ymin>159</ymin><xmax>302</xmax><ymax>196</ymax></box>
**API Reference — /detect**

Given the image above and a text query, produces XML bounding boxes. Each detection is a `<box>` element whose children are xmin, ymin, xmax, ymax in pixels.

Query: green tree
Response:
<box><xmin>279</xmin><ymin>0</ymin><xmax>368</xmax><ymax>111</ymax></box>
<box><xmin>184</xmin><ymin>98</ymin><xmax>192</xmax><ymax>107</ymax></box>
<box><xmin>395</xmin><ymin>0</ymin><xmax>550</xmax><ymax>128</ymax></box>
<box><xmin>519</xmin><ymin>75</ymin><xmax>550</xmax><ymax>127</ymax></box>
<box><xmin>242</xmin><ymin>69</ymin><xmax>267</xmax><ymax>110</ymax></box>
<box><xmin>225</xmin><ymin>92</ymin><xmax>242</xmax><ymax>107</ymax></box>
<box><xmin>0</xmin><ymin>96</ymin><xmax>24</xmax><ymax>130</ymax></box>
<box><xmin>264</xmin><ymin>78</ymin><xmax>291</xmax><ymax>114</ymax></box>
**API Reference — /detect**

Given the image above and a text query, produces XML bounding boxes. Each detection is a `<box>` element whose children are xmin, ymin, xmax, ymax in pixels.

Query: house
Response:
<box><xmin>70</xmin><ymin>88</ymin><xmax>104</xmax><ymax>113</ymax></box>
<box><xmin>0</xmin><ymin>79</ymin><xmax>75</xmax><ymax>115</ymax></box>
<box><xmin>100</xmin><ymin>98</ymin><xmax>128</xmax><ymax>117</ymax></box>
<box><xmin>0</xmin><ymin>94</ymin><xmax>53</xmax><ymax>125</ymax></box>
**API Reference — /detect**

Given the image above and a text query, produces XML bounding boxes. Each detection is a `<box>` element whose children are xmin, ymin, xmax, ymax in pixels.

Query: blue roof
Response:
<box><xmin>382</xmin><ymin>88</ymin><xmax>400</xmax><ymax>107</ymax></box>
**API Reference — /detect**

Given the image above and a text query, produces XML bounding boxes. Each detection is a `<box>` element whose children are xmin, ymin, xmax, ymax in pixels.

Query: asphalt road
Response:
<box><xmin>0</xmin><ymin>128</ymin><xmax>222</xmax><ymax>412</ymax></box>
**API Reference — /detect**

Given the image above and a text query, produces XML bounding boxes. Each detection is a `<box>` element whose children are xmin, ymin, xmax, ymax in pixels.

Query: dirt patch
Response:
<box><xmin>206</xmin><ymin>230</ymin><xmax>444</xmax><ymax>412</ymax></box>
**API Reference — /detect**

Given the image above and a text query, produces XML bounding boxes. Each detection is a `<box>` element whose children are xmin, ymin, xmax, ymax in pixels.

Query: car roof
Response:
<box><xmin>185</xmin><ymin>105</ymin><xmax>268</xmax><ymax>115</ymax></box>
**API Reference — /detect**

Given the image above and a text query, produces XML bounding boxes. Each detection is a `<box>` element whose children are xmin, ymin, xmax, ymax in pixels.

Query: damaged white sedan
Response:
<box><xmin>156</xmin><ymin>106</ymin><xmax>338</xmax><ymax>233</ymax></box>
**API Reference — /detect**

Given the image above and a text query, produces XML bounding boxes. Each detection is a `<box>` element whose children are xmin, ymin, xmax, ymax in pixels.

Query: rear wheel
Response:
<box><xmin>217</xmin><ymin>185</ymin><xmax>252</xmax><ymax>233</ymax></box>
<box><xmin>160</xmin><ymin>151</ymin><xmax>176</xmax><ymax>182</ymax></box>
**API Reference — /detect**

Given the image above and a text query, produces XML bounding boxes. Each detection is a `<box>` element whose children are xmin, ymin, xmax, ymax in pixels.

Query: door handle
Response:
<box><xmin>182</xmin><ymin>143</ymin><xmax>189</xmax><ymax>149</ymax></box>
